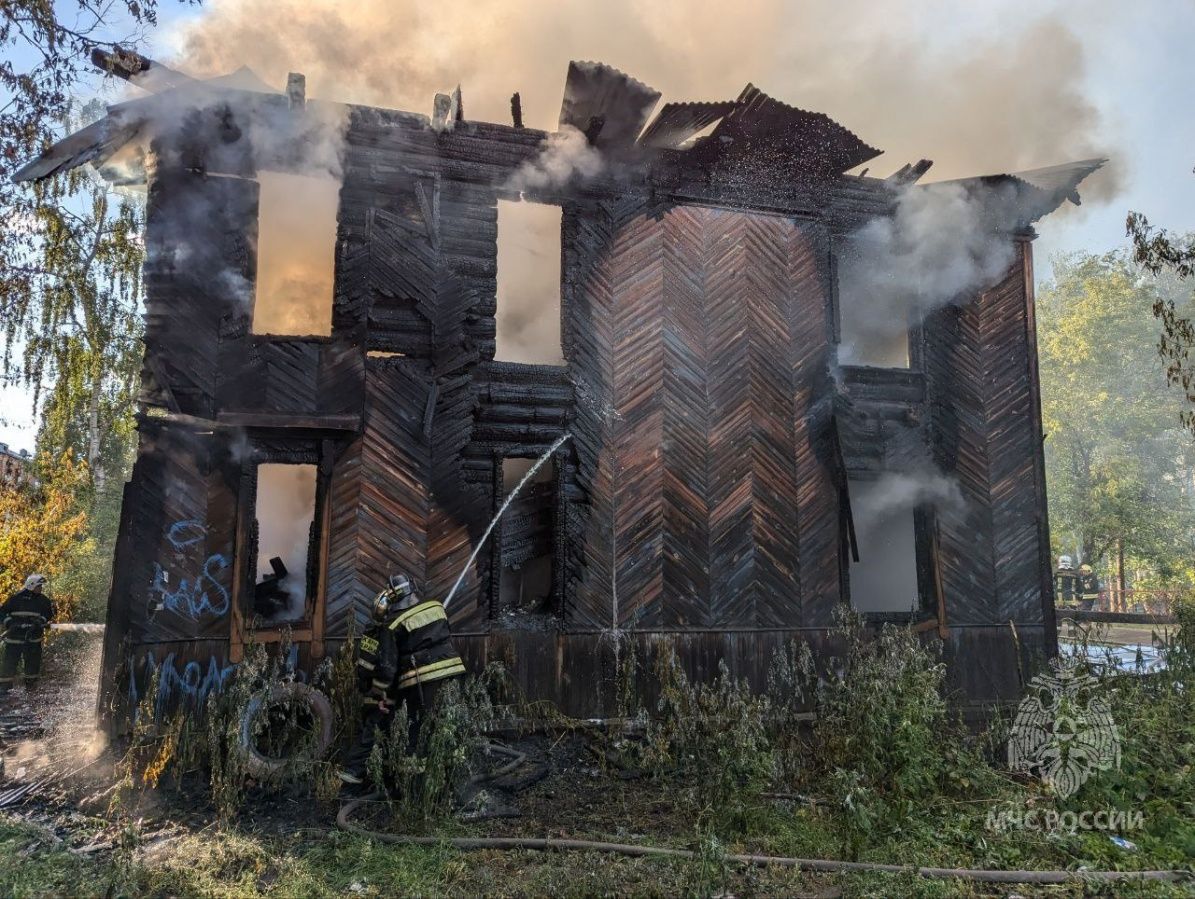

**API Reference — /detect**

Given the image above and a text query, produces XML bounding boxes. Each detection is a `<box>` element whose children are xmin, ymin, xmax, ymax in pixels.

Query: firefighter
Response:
<box><xmin>1078</xmin><ymin>563</ymin><xmax>1101</xmax><ymax>612</ymax></box>
<box><xmin>386</xmin><ymin>574</ymin><xmax>466</xmax><ymax>744</ymax></box>
<box><xmin>339</xmin><ymin>573</ymin><xmax>466</xmax><ymax>786</ymax></box>
<box><xmin>0</xmin><ymin>574</ymin><xmax>54</xmax><ymax>692</ymax></box>
<box><xmin>338</xmin><ymin>580</ymin><xmax>402</xmax><ymax>785</ymax></box>
<box><xmin>1054</xmin><ymin>555</ymin><xmax>1080</xmax><ymax>610</ymax></box>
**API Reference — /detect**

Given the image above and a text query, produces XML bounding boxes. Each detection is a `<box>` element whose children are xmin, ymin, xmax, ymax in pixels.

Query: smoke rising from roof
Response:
<box><xmin>170</xmin><ymin>0</ymin><xmax>1115</xmax><ymax>187</ymax></box>
<box><xmin>166</xmin><ymin>0</ymin><xmax>1117</xmax><ymax>357</ymax></box>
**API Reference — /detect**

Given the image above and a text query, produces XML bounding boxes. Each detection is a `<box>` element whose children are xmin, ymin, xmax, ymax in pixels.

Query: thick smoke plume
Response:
<box><xmin>165</xmin><ymin>0</ymin><xmax>1118</xmax><ymax>354</ymax></box>
<box><xmin>169</xmin><ymin>1</ymin><xmax>1114</xmax><ymax>182</ymax></box>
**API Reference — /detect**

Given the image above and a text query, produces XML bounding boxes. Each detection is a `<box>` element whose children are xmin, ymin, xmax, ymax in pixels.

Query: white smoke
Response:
<box><xmin>507</xmin><ymin>124</ymin><xmax>603</xmax><ymax>192</ymax></box>
<box><xmin>857</xmin><ymin>469</ymin><xmax>966</xmax><ymax>523</ymax></box>
<box><xmin>837</xmin><ymin>181</ymin><xmax>1020</xmax><ymax>365</ymax></box>
<box><xmin>254</xmin><ymin>463</ymin><xmax>317</xmax><ymax>620</ymax></box>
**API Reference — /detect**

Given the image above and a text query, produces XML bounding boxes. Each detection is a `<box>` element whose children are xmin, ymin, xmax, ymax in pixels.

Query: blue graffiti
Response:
<box><xmin>130</xmin><ymin>651</ymin><xmax>237</xmax><ymax>722</ymax></box>
<box><xmin>150</xmin><ymin>521</ymin><xmax>231</xmax><ymax>620</ymax></box>
<box><xmin>166</xmin><ymin>519</ymin><xmax>207</xmax><ymax>549</ymax></box>
<box><xmin>128</xmin><ymin>648</ymin><xmax>310</xmax><ymax>722</ymax></box>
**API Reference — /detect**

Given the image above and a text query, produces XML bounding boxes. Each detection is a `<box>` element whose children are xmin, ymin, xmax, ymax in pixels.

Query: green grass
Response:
<box><xmin>3</xmin><ymin>611</ymin><xmax>1191</xmax><ymax>897</ymax></box>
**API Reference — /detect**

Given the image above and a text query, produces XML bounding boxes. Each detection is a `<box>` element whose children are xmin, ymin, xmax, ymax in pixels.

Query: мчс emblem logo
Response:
<box><xmin>1008</xmin><ymin>656</ymin><xmax>1120</xmax><ymax>799</ymax></box>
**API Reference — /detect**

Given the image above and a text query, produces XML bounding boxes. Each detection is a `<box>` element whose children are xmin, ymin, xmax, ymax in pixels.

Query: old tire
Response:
<box><xmin>239</xmin><ymin>682</ymin><xmax>334</xmax><ymax>780</ymax></box>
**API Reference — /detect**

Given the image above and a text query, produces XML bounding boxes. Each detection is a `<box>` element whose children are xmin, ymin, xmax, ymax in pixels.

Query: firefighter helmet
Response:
<box><xmin>1058</xmin><ymin>555</ymin><xmax>1074</xmax><ymax>570</ymax></box>
<box><xmin>1079</xmin><ymin>564</ymin><xmax>1093</xmax><ymax>574</ymax></box>
<box><xmin>371</xmin><ymin>573</ymin><xmax>417</xmax><ymax>621</ymax></box>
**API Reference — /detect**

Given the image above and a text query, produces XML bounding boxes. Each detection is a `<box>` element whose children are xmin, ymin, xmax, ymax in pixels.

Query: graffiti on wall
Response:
<box><xmin>129</xmin><ymin>644</ymin><xmax>308</xmax><ymax>722</ymax></box>
<box><xmin>130</xmin><ymin>650</ymin><xmax>237</xmax><ymax>721</ymax></box>
<box><xmin>149</xmin><ymin>519</ymin><xmax>231</xmax><ymax>620</ymax></box>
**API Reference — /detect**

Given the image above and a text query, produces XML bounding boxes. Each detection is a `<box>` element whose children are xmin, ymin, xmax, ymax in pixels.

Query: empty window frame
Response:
<box><xmin>497</xmin><ymin>456</ymin><xmax>557</xmax><ymax>615</ymax></box>
<box><xmin>252</xmin><ymin>462</ymin><xmax>318</xmax><ymax>624</ymax></box>
<box><xmin>834</xmin><ymin>239</ymin><xmax>912</xmax><ymax>369</ymax></box>
<box><xmin>495</xmin><ymin>200</ymin><xmax>564</xmax><ymax>365</ymax></box>
<box><xmin>252</xmin><ymin>171</ymin><xmax>339</xmax><ymax>336</ymax></box>
<box><xmin>846</xmin><ymin>477</ymin><xmax>924</xmax><ymax>614</ymax></box>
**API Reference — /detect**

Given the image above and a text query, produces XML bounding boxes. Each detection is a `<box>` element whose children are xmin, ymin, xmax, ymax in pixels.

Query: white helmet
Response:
<box><xmin>1058</xmin><ymin>555</ymin><xmax>1074</xmax><ymax>570</ymax></box>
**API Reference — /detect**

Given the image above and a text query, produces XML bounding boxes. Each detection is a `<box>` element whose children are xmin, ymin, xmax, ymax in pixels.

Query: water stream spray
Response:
<box><xmin>442</xmin><ymin>432</ymin><xmax>573</xmax><ymax>611</ymax></box>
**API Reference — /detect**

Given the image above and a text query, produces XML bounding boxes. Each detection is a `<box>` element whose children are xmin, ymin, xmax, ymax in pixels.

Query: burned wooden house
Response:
<box><xmin>18</xmin><ymin>56</ymin><xmax>1102</xmax><ymax>721</ymax></box>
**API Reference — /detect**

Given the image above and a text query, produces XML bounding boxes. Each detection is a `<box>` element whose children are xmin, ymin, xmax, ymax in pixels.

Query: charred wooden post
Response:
<box><xmin>15</xmin><ymin>59</ymin><xmax>1103</xmax><ymax>728</ymax></box>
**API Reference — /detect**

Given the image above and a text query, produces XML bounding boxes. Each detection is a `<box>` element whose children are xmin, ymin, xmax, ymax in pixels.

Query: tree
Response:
<box><xmin>0</xmin><ymin>452</ymin><xmax>92</xmax><ymax>621</ymax></box>
<box><xmin>2</xmin><ymin>2</ymin><xmax>164</xmax><ymax>338</ymax></box>
<box><xmin>1</xmin><ymin>4</ymin><xmax>182</xmax><ymax>621</ymax></box>
<box><xmin>14</xmin><ymin>135</ymin><xmax>145</xmax><ymax>492</ymax></box>
<box><xmin>1038</xmin><ymin>250</ymin><xmax>1195</xmax><ymax>591</ymax></box>
<box><xmin>1127</xmin><ymin>209</ymin><xmax>1195</xmax><ymax>437</ymax></box>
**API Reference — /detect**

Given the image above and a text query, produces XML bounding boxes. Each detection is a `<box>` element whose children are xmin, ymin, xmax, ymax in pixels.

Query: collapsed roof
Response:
<box><xmin>14</xmin><ymin>50</ymin><xmax>1105</xmax><ymax>225</ymax></box>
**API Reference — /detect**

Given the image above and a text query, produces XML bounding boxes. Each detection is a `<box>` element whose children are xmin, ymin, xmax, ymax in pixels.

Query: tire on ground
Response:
<box><xmin>239</xmin><ymin>682</ymin><xmax>334</xmax><ymax>779</ymax></box>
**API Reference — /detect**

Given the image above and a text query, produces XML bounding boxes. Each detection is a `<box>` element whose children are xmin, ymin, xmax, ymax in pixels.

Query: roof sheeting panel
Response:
<box><xmin>1009</xmin><ymin>158</ymin><xmax>1106</xmax><ymax>206</ymax></box>
<box><xmin>637</xmin><ymin>101</ymin><xmax>736</xmax><ymax>150</ymax></box>
<box><xmin>558</xmin><ymin>60</ymin><xmax>661</xmax><ymax>151</ymax></box>
<box><xmin>686</xmin><ymin>84</ymin><xmax>882</xmax><ymax>178</ymax></box>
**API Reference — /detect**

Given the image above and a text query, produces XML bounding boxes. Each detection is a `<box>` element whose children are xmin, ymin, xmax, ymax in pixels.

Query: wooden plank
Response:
<box><xmin>215</xmin><ymin>412</ymin><xmax>360</xmax><ymax>431</ymax></box>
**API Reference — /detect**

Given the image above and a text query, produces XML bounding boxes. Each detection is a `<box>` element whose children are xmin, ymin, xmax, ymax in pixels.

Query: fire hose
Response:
<box><xmin>336</xmin><ymin>745</ymin><xmax>1189</xmax><ymax>886</ymax></box>
<box><xmin>334</xmin><ymin>797</ymin><xmax>1189</xmax><ymax>885</ymax></box>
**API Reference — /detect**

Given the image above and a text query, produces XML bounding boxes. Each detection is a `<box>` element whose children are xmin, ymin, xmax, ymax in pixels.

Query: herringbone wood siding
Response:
<box><xmin>568</xmin><ymin>205</ymin><xmax>836</xmax><ymax>630</ymax></box>
<box><xmin>926</xmin><ymin>242</ymin><xmax>1048</xmax><ymax>626</ymax></box>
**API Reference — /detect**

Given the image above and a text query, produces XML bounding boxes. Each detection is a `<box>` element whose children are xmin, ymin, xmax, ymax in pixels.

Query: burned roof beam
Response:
<box><xmin>886</xmin><ymin>159</ymin><xmax>934</xmax><ymax>185</ymax></box>
<box><xmin>90</xmin><ymin>47</ymin><xmax>196</xmax><ymax>93</ymax></box>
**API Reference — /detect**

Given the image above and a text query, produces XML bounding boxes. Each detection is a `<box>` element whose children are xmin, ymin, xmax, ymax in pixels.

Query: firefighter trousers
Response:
<box><xmin>0</xmin><ymin>639</ymin><xmax>43</xmax><ymax>690</ymax></box>
<box><xmin>342</xmin><ymin>703</ymin><xmax>392</xmax><ymax>779</ymax></box>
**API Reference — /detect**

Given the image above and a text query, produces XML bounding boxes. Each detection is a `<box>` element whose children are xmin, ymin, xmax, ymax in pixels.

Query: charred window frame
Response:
<box><xmin>489</xmin><ymin>453</ymin><xmax>563</xmax><ymax>620</ymax></box>
<box><xmin>831</xmin><ymin>237</ymin><xmax>921</xmax><ymax>371</ymax></box>
<box><xmin>250</xmin><ymin>171</ymin><xmax>341</xmax><ymax>338</ymax></box>
<box><xmin>494</xmin><ymin>197</ymin><xmax>565</xmax><ymax>366</ymax></box>
<box><xmin>843</xmin><ymin>474</ymin><xmax>936</xmax><ymax>623</ymax></box>
<box><xmin>235</xmin><ymin>440</ymin><xmax>330</xmax><ymax>630</ymax></box>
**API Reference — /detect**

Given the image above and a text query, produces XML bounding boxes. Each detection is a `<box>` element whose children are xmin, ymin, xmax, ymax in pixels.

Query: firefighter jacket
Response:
<box><xmin>355</xmin><ymin>621</ymin><xmax>399</xmax><ymax>705</ymax></box>
<box><xmin>388</xmin><ymin>600</ymin><xmax>466</xmax><ymax>692</ymax></box>
<box><xmin>0</xmin><ymin>590</ymin><xmax>53</xmax><ymax>644</ymax></box>
<box><xmin>1079</xmin><ymin>571</ymin><xmax>1101</xmax><ymax>603</ymax></box>
<box><xmin>1054</xmin><ymin>568</ymin><xmax>1080</xmax><ymax>607</ymax></box>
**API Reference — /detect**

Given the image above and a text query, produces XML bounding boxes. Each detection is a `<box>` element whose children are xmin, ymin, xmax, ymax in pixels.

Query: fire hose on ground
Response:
<box><xmin>334</xmin><ymin>795</ymin><xmax>1189</xmax><ymax>886</ymax></box>
<box><xmin>334</xmin><ymin>743</ymin><xmax>1189</xmax><ymax>887</ymax></box>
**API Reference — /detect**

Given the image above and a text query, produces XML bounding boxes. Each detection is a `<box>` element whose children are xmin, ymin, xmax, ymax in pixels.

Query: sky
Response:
<box><xmin>1</xmin><ymin>0</ymin><xmax>1193</xmax><ymax>453</ymax></box>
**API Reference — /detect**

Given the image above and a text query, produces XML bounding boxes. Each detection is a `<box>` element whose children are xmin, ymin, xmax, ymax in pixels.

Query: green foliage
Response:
<box><xmin>795</xmin><ymin>612</ymin><xmax>1002</xmax><ymax>852</ymax></box>
<box><xmin>639</xmin><ymin>646</ymin><xmax>774</xmax><ymax>832</ymax></box>
<box><xmin>1</xmin><ymin>5</ymin><xmax>164</xmax><ymax>414</ymax></box>
<box><xmin>0</xmin><ymin>450</ymin><xmax>90</xmax><ymax>619</ymax></box>
<box><xmin>1059</xmin><ymin>600</ymin><xmax>1195</xmax><ymax>866</ymax></box>
<box><xmin>1038</xmin><ymin>248</ymin><xmax>1195</xmax><ymax>583</ymax></box>
<box><xmin>1127</xmin><ymin>213</ymin><xmax>1195</xmax><ymax>437</ymax></box>
<box><xmin>367</xmin><ymin>676</ymin><xmax>496</xmax><ymax>823</ymax></box>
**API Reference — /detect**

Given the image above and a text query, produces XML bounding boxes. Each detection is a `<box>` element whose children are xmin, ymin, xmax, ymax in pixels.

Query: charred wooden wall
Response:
<box><xmin>101</xmin><ymin>91</ymin><xmax>1055</xmax><ymax>723</ymax></box>
<box><xmin>566</xmin><ymin>203</ymin><xmax>840</xmax><ymax>631</ymax></box>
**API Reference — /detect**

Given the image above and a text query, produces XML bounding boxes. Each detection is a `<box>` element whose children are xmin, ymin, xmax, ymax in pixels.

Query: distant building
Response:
<box><xmin>0</xmin><ymin>444</ymin><xmax>33</xmax><ymax>490</ymax></box>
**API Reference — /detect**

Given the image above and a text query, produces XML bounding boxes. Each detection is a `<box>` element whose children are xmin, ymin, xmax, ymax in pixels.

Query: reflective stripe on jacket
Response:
<box><xmin>355</xmin><ymin>624</ymin><xmax>397</xmax><ymax>700</ymax></box>
<box><xmin>388</xmin><ymin>600</ymin><xmax>465</xmax><ymax>691</ymax></box>
<box><xmin>0</xmin><ymin>590</ymin><xmax>52</xmax><ymax>643</ymax></box>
